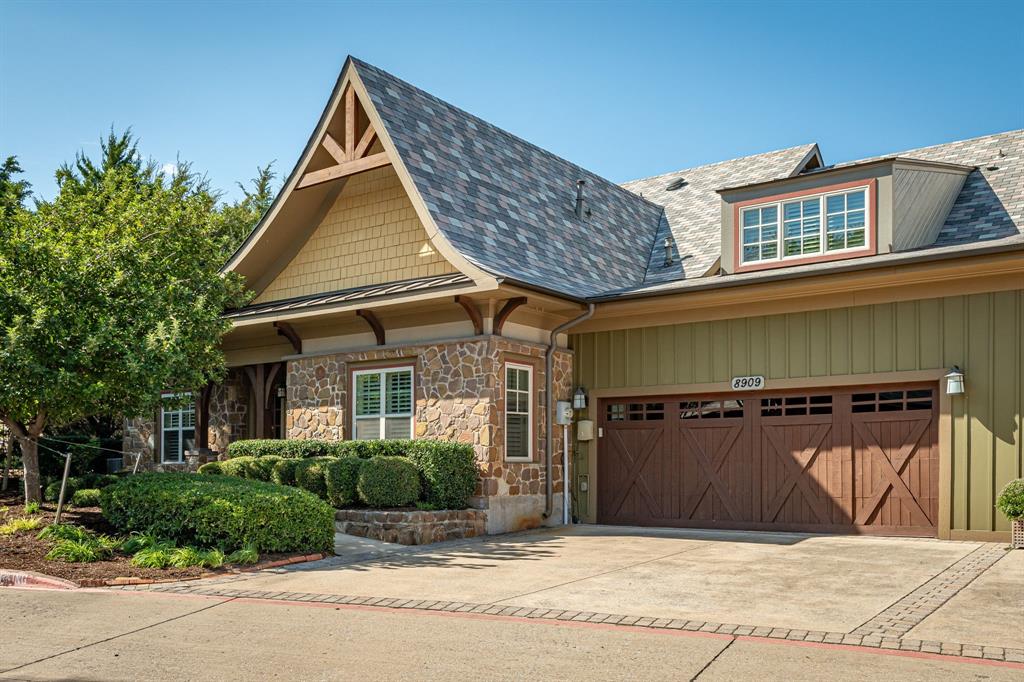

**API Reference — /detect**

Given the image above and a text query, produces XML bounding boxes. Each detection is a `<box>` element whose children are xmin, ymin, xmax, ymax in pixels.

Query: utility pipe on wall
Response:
<box><xmin>544</xmin><ymin>303</ymin><xmax>596</xmax><ymax>520</ymax></box>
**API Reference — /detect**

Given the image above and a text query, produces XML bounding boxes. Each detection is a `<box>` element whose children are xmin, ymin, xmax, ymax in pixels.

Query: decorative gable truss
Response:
<box><xmin>297</xmin><ymin>85</ymin><xmax>391</xmax><ymax>189</ymax></box>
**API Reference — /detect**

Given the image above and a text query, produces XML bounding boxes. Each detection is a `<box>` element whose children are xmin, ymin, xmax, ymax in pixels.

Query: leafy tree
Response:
<box><xmin>212</xmin><ymin>162</ymin><xmax>276</xmax><ymax>258</ymax></box>
<box><xmin>0</xmin><ymin>156</ymin><xmax>31</xmax><ymax>218</ymax></box>
<box><xmin>0</xmin><ymin>134</ymin><xmax>249</xmax><ymax>501</ymax></box>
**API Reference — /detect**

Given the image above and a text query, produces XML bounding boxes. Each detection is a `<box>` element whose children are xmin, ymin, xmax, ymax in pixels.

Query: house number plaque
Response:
<box><xmin>730</xmin><ymin>375</ymin><xmax>765</xmax><ymax>391</ymax></box>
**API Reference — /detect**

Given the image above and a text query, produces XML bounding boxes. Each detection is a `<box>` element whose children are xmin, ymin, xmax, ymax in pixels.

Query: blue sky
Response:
<box><xmin>2</xmin><ymin>0</ymin><xmax>1022</xmax><ymax>203</ymax></box>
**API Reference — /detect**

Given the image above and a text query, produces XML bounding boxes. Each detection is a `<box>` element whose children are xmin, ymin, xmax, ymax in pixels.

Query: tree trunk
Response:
<box><xmin>18</xmin><ymin>436</ymin><xmax>41</xmax><ymax>504</ymax></box>
<box><xmin>1</xmin><ymin>434</ymin><xmax>11</xmax><ymax>491</ymax></box>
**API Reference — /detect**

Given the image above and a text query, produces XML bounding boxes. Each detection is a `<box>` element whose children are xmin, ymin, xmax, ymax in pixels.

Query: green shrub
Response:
<box><xmin>38</xmin><ymin>523</ymin><xmax>92</xmax><ymax>543</ymax></box>
<box><xmin>121</xmin><ymin>532</ymin><xmax>161</xmax><ymax>554</ymax></box>
<box><xmin>357</xmin><ymin>456</ymin><xmax>421</xmax><ymax>508</ymax></box>
<box><xmin>72</xmin><ymin>488</ymin><xmax>103</xmax><ymax>507</ymax></box>
<box><xmin>271</xmin><ymin>458</ymin><xmax>302</xmax><ymax>487</ymax></box>
<box><xmin>251</xmin><ymin>455</ymin><xmax>284</xmax><ymax>482</ymax></box>
<box><xmin>198</xmin><ymin>461</ymin><xmax>223</xmax><ymax>475</ymax></box>
<box><xmin>0</xmin><ymin>517</ymin><xmax>44</xmax><ymax>535</ymax></box>
<box><xmin>131</xmin><ymin>544</ymin><xmax>175</xmax><ymax>568</ymax></box>
<box><xmin>226</xmin><ymin>439</ymin><xmax>332</xmax><ymax>459</ymax></box>
<box><xmin>996</xmin><ymin>479</ymin><xmax>1024</xmax><ymax>520</ymax></box>
<box><xmin>220</xmin><ymin>456</ymin><xmax>260</xmax><ymax>479</ymax></box>
<box><xmin>44</xmin><ymin>473</ymin><xmax>119</xmax><ymax>502</ymax></box>
<box><xmin>201</xmin><ymin>548</ymin><xmax>226</xmax><ymax>569</ymax></box>
<box><xmin>101</xmin><ymin>473</ymin><xmax>334</xmax><ymax>552</ymax></box>
<box><xmin>325</xmin><ymin>457</ymin><xmax>364</xmax><ymax>507</ymax></box>
<box><xmin>225</xmin><ymin>543</ymin><xmax>259</xmax><ymax>565</ymax></box>
<box><xmin>24</xmin><ymin>501</ymin><xmax>41</xmax><ymax>515</ymax></box>
<box><xmin>46</xmin><ymin>538</ymin><xmax>110</xmax><ymax>563</ymax></box>
<box><xmin>295</xmin><ymin>457</ymin><xmax>334</xmax><ymax>499</ymax></box>
<box><xmin>406</xmin><ymin>441</ymin><xmax>477</xmax><ymax>509</ymax></box>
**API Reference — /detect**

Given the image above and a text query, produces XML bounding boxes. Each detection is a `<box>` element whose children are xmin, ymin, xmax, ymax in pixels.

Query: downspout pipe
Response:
<box><xmin>543</xmin><ymin>303</ymin><xmax>596</xmax><ymax>520</ymax></box>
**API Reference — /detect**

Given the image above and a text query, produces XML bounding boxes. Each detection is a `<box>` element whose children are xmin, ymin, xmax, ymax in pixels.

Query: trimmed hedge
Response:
<box><xmin>357</xmin><ymin>456</ymin><xmax>421</xmax><ymax>508</ymax></box>
<box><xmin>198</xmin><ymin>461</ymin><xmax>223</xmax><ymax>475</ymax></box>
<box><xmin>217</xmin><ymin>439</ymin><xmax>478</xmax><ymax>509</ymax></box>
<box><xmin>100</xmin><ymin>473</ymin><xmax>333</xmax><ymax>552</ymax></box>
<box><xmin>325</xmin><ymin>457</ymin><xmax>364</xmax><ymax>507</ymax></box>
<box><xmin>295</xmin><ymin>457</ymin><xmax>333</xmax><ymax>499</ymax></box>
<box><xmin>272</xmin><ymin>458</ymin><xmax>302</xmax><ymax>487</ymax></box>
<box><xmin>405</xmin><ymin>441</ymin><xmax>477</xmax><ymax>510</ymax></box>
<box><xmin>997</xmin><ymin>479</ymin><xmax>1024</xmax><ymax>520</ymax></box>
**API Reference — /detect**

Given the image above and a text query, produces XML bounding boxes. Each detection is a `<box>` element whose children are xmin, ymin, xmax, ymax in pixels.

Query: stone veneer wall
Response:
<box><xmin>335</xmin><ymin>509</ymin><xmax>487</xmax><ymax>545</ymax></box>
<box><xmin>123</xmin><ymin>368</ymin><xmax>251</xmax><ymax>471</ymax></box>
<box><xmin>287</xmin><ymin>336</ymin><xmax>573</xmax><ymax>533</ymax></box>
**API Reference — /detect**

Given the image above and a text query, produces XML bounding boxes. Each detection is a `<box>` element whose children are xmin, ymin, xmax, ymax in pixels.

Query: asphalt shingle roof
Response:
<box><xmin>620</xmin><ymin>145</ymin><xmax>819</xmax><ymax>284</ymax></box>
<box><xmin>355</xmin><ymin>58</ymin><xmax>664</xmax><ymax>298</ymax></box>
<box><xmin>352</xmin><ymin>59</ymin><xmax>1021</xmax><ymax>301</ymax></box>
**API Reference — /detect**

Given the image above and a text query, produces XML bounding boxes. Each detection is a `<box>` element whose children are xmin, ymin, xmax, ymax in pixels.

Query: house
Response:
<box><xmin>125</xmin><ymin>57</ymin><xmax>1024</xmax><ymax>541</ymax></box>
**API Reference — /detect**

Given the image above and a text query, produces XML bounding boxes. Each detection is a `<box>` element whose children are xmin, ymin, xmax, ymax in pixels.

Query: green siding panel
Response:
<box><xmin>571</xmin><ymin>289</ymin><xmax>1024</xmax><ymax>535</ymax></box>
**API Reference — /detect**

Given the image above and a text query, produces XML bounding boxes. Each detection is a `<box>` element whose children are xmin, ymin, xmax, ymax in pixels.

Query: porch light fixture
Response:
<box><xmin>573</xmin><ymin>387</ymin><xmax>588</xmax><ymax>410</ymax></box>
<box><xmin>945</xmin><ymin>366</ymin><xmax>965</xmax><ymax>395</ymax></box>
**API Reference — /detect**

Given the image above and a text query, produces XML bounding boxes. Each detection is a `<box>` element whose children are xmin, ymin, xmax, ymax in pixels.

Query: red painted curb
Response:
<box><xmin>0</xmin><ymin>570</ymin><xmax>79</xmax><ymax>590</ymax></box>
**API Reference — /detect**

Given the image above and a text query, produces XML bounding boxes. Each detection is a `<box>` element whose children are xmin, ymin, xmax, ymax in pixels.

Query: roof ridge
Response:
<box><xmin>621</xmin><ymin>143</ymin><xmax>818</xmax><ymax>186</ymax></box>
<box><xmin>349</xmin><ymin>57</ymin><xmax>662</xmax><ymax>209</ymax></box>
<box><xmin>839</xmin><ymin>128</ymin><xmax>1024</xmax><ymax>166</ymax></box>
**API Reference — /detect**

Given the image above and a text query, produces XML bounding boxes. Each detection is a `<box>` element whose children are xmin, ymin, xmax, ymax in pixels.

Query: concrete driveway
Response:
<box><xmin>121</xmin><ymin>526</ymin><xmax>1022</xmax><ymax>661</ymax></box>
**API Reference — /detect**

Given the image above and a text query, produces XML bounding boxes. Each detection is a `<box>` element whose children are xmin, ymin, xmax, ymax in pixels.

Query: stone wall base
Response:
<box><xmin>335</xmin><ymin>509</ymin><xmax>487</xmax><ymax>545</ymax></box>
<box><xmin>483</xmin><ymin>493</ymin><xmax>565</xmax><ymax>535</ymax></box>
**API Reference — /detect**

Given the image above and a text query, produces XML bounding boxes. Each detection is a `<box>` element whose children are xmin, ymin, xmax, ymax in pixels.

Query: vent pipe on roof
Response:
<box><xmin>574</xmin><ymin>180</ymin><xmax>586</xmax><ymax>219</ymax></box>
<box><xmin>664</xmin><ymin>237</ymin><xmax>674</xmax><ymax>266</ymax></box>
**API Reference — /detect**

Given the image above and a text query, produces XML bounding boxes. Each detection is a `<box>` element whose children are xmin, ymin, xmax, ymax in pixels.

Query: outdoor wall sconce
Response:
<box><xmin>573</xmin><ymin>387</ymin><xmax>588</xmax><ymax>410</ymax></box>
<box><xmin>945</xmin><ymin>366</ymin><xmax>965</xmax><ymax>395</ymax></box>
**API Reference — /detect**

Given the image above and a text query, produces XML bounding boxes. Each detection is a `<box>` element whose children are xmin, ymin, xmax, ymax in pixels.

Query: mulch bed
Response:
<box><xmin>0</xmin><ymin>479</ymin><xmax>326</xmax><ymax>586</ymax></box>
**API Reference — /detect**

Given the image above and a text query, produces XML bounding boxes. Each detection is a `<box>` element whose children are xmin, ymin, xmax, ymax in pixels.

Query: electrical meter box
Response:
<box><xmin>555</xmin><ymin>401</ymin><xmax>573</xmax><ymax>425</ymax></box>
<box><xmin>576</xmin><ymin>419</ymin><xmax>595</xmax><ymax>441</ymax></box>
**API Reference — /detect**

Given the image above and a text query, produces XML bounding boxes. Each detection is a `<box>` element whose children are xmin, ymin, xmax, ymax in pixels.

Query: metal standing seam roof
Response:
<box><xmin>225</xmin><ymin>273</ymin><xmax>473</xmax><ymax>320</ymax></box>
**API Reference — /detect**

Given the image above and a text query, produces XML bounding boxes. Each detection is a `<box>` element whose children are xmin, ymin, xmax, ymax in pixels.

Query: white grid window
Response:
<box><xmin>353</xmin><ymin>367</ymin><xmax>414</xmax><ymax>440</ymax></box>
<box><xmin>505</xmin><ymin>363</ymin><xmax>533</xmax><ymax>461</ymax></box>
<box><xmin>161</xmin><ymin>394</ymin><xmax>195</xmax><ymax>463</ymax></box>
<box><xmin>741</xmin><ymin>187</ymin><xmax>869</xmax><ymax>264</ymax></box>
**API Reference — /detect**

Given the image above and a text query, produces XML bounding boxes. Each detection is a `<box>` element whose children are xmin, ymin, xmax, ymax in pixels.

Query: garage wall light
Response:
<box><xmin>945</xmin><ymin>366</ymin><xmax>965</xmax><ymax>395</ymax></box>
<box><xmin>573</xmin><ymin>387</ymin><xmax>588</xmax><ymax>410</ymax></box>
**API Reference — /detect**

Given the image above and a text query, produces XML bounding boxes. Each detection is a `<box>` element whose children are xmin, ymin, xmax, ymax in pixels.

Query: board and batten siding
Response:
<box><xmin>571</xmin><ymin>290</ymin><xmax>1024</xmax><ymax>535</ymax></box>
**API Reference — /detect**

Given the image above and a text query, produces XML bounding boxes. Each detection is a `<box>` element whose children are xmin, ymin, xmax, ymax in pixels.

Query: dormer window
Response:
<box><xmin>736</xmin><ymin>180</ymin><xmax>874</xmax><ymax>271</ymax></box>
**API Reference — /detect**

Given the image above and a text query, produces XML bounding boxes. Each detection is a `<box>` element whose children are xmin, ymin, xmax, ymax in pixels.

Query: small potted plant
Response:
<box><xmin>996</xmin><ymin>479</ymin><xmax>1024</xmax><ymax>549</ymax></box>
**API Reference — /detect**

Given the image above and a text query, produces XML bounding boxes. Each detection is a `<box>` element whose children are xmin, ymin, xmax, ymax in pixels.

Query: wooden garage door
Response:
<box><xmin>597</xmin><ymin>385</ymin><xmax>939</xmax><ymax>536</ymax></box>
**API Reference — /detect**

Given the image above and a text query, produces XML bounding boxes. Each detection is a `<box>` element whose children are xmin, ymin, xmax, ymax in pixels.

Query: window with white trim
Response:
<box><xmin>742</xmin><ymin>187</ymin><xmax>869</xmax><ymax>264</ymax></box>
<box><xmin>352</xmin><ymin>367</ymin><xmax>414</xmax><ymax>440</ymax></box>
<box><xmin>505</xmin><ymin>363</ymin><xmax>533</xmax><ymax>461</ymax></box>
<box><xmin>161</xmin><ymin>394</ymin><xmax>195</xmax><ymax>463</ymax></box>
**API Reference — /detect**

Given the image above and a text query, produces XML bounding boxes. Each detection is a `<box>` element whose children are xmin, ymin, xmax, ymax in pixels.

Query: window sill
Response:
<box><xmin>734</xmin><ymin>245</ymin><xmax>876</xmax><ymax>274</ymax></box>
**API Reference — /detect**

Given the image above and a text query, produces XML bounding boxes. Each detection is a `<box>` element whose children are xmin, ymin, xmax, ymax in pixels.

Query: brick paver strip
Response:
<box><xmin>850</xmin><ymin>543</ymin><xmax>1008</xmax><ymax>639</ymax></box>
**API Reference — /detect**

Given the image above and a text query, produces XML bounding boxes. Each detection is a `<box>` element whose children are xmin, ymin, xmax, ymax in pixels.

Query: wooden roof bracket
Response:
<box><xmin>356</xmin><ymin>309</ymin><xmax>386</xmax><ymax>345</ymax></box>
<box><xmin>494</xmin><ymin>297</ymin><xmax>528</xmax><ymax>336</ymax></box>
<box><xmin>454</xmin><ymin>295</ymin><xmax>483</xmax><ymax>335</ymax></box>
<box><xmin>274</xmin><ymin>321</ymin><xmax>303</xmax><ymax>354</ymax></box>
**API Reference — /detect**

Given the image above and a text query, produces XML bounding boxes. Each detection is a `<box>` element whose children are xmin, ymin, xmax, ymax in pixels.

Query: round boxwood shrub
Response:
<box><xmin>226</xmin><ymin>439</ymin><xmax>334</xmax><ymax>459</ymax></box>
<box><xmin>996</xmin><ymin>478</ymin><xmax>1024</xmax><ymax>520</ymax></box>
<box><xmin>220</xmin><ymin>456</ymin><xmax>260</xmax><ymax>479</ymax></box>
<box><xmin>197</xmin><ymin>461</ymin><xmax>223</xmax><ymax>475</ymax></box>
<box><xmin>325</xmin><ymin>457</ymin><xmax>364</xmax><ymax>507</ymax></box>
<box><xmin>71</xmin><ymin>488</ymin><xmax>103</xmax><ymax>507</ymax></box>
<box><xmin>406</xmin><ymin>441</ymin><xmax>477</xmax><ymax>509</ymax></box>
<box><xmin>272</xmin><ymin>458</ymin><xmax>302</xmax><ymax>487</ymax></box>
<box><xmin>44</xmin><ymin>473</ymin><xmax>120</xmax><ymax>503</ymax></box>
<box><xmin>251</xmin><ymin>455</ymin><xmax>284</xmax><ymax>482</ymax></box>
<box><xmin>100</xmin><ymin>473</ymin><xmax>333</xmax><ymax>552</ymax></box>
<box><xmin>357</xmin><ymin>456</ymin><xmax>421</xmax><ymax>508</ymax></box>
<box><xmin>295</xmin><ymin>457</ymin><xmax>334</xmax><ymax>499</ymax></box>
